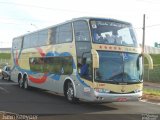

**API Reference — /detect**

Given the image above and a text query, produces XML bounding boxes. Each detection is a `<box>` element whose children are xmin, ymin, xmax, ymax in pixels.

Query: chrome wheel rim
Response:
<box><xmin>19</xmin><ymin>79</ymin><xmax>23</xmax><ymax>88</ymax></box>
<box><xmin>67</xmin><ymin>83</ymin><xmax>74</xmax><ymax>101</ymax></box>
<box><xmin>24</xmin><ymin>79</ymin><xmax>28</xmax><ymax>89</ymax></box>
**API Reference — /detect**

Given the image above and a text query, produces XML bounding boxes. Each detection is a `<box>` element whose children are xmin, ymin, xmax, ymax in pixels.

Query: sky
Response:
<box><xmin>0</xmin><ymin>0</ymin><xmax>160</xmax><ymax>48</ymax></box>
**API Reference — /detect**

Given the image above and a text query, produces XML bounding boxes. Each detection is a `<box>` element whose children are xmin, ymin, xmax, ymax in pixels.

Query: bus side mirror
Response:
<box><xmin>91</xmin><ymin>49</ymin><xmax>99</xmax><ymax>68</ymax></box>
<box><xmin>142</xmin><ymin>53</ymin><xmax>153</xmax><ymax>69</ymax></box>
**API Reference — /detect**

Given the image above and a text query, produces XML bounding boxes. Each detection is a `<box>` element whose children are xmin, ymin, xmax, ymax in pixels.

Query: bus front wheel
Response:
<box><xmin>64</xmin><ymin>81</ymin><xmax>79</xmax><ymax>103</ymax></box>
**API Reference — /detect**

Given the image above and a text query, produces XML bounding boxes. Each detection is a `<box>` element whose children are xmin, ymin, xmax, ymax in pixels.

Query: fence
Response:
<box><xmin>143</xmin><ymin>65</ymin><xmax>160</xmax><ymax>83</ymax></box>
<box><xmin>144</xmin><ymin>45</ymin><xmax>160</xmax><ymax>54</ymax></box>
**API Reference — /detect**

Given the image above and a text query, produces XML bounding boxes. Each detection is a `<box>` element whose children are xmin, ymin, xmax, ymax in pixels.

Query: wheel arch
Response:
<box><xmin>23</xmin><ymin>72</ymin><xmax>28</xmax><ymax>79</ymax></box>
<box><xmin>23</xmin><ymin>72</ymin><xmax>29</xmax><ymax>83</ymax></box>
<box><xmin>18</xmin><ymin>72</ymin><xmax>23</xmax><ymax>82</ymax></box>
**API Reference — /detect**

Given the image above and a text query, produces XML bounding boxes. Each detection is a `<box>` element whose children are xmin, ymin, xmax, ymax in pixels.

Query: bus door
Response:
<box><xmin>73</xmin><ymin>20</ymin><xmax>93</xmax><ymax>81</ymax></box>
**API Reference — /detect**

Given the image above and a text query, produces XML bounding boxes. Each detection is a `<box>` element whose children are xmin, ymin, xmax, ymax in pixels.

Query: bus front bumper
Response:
<box><xmin>88</xmin><ymin>91</ymin><xmax>142</xmax><ymax>102</ymax></box>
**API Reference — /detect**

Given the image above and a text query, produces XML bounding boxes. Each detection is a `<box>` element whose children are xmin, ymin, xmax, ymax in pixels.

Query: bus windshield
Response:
<box><xmin>95</xmin><ymin>51</ymin><xmax>143</xmax><ymax>83</ymax></box>
<box><xmin>90</xmin><ymin>19</ymin><xmax>138</xmax><ymax>47</ymax></box>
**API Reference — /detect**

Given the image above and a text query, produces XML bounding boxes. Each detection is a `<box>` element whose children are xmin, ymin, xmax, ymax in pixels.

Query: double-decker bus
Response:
<box><xmin>11</xmin><ymin>17</ymin><xmax>153</xmax><ymax>103</ymax></box>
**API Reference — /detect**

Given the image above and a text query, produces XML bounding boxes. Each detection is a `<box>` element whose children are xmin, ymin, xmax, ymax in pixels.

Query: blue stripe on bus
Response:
<box><xmin>50</xmin><ymin>74</ymin><xmax>60</xmax><ymax>81</ymax></box>
<box><xmin>76</xmin><ymin>73</ymin><xmax>90</xmax><ymax>87</ymax></box>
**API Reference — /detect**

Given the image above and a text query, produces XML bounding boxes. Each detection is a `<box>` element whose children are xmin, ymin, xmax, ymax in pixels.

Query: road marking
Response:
<box><xmin>140</xmin><ymin>100</ymin><xmax>160</xmax><ymax>106</ymax></box>
<box><xmin>0</xmin><ymin>86</ymin><xmax>9</xmax><ymax>93</ymax></box>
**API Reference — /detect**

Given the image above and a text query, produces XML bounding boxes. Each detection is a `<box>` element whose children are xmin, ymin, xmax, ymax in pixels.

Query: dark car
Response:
<box><xmin>2</xmin><ymin>66</ymin><xmax>11</xmax><ymax>81</ymax></box>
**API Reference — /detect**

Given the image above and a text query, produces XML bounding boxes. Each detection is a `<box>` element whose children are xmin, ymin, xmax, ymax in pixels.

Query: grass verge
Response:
<box><xmin>0</xmin><ymin>53</ymin><xmax>11</xmax><ymax>59</ymax></box>
<box><xmin>143</xmin><ymin>88</ymin><xmax>160</xmax><ymax>96</ymax></box>
<box><xmin>142</xmin><ymin>88</ymin><xmax>160</xmax><ymax>103</ymax></box>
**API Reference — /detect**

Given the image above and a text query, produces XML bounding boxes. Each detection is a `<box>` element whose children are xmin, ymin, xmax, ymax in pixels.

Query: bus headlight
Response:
<box><xmin>94</xmin><ymin>88</ymin><xmax>110</xmax><ymax>93</ymax></box>
<box><xmin>134</xmin><ymin>89</ymin><xmax>141</xmax><ymax>93</ymax></box>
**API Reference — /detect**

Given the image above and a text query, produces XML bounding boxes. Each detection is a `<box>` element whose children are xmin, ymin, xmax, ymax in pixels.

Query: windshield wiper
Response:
<box><xmin>105</xmin><ymin>79</ymin><xmax>119</xmax><ymax>84</ymax></box>
<box><xmin>123</xmin><ymin>79</ymin><xmax>142</xmax><ymax>84</ymax></box>
<box><xmin>108</xmin><ymin>72</ymin><xmax>123</xmax><ymax>80</ymax></box>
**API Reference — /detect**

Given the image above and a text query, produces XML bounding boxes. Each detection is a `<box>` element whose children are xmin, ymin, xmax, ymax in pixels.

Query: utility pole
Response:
<box><xmin>142</xmin><ymin>14</ymin><xmax>146</xmax><ymax>53</ymax></box>
<box><xmin>142</xmin><ymin>14</ymin><xmax>150</xmax><ymax>80</ymax></box>
<box><xmin>142</xmin><ymin>14</ymin><xmax>146</xmax><ymax>80</ymax></box>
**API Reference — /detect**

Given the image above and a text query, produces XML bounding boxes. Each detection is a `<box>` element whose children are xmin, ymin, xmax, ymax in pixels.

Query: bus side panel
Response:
<box><xmin>27</xmin><ymin>73</ymin><xmax>60</xmax><ymax>92</ymax></box>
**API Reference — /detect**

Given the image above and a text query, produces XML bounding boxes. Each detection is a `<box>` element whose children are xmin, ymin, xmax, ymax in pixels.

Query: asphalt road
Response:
<box><xmin>0</xmin><ymin>78</ymin><xmax>160</xmax><ymax>120</ymax></box>
<box><xmin>144</xmin><ymin>82</ymin><xmax>160</xmax><ymax>90</ymax></box>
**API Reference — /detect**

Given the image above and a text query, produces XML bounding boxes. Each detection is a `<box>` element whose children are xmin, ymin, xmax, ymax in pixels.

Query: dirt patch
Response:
<box><xmin>142</xmin><ymin>93</ymin><xmax>160</xmax><ymax>103</ymax></box>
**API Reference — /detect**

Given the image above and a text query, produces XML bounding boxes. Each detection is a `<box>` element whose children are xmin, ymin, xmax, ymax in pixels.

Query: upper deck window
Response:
<box><xmin>74</xmin><ymin>20</ymin><xmax>90</xmax><ymax>42</ymax></box>
<box><xmin>50</xmin><ymin>23</ymin><xmax>73</xmax><ymax>44</ymax></box>
<box><xmin>58</xmin><ymin>23</ymin><xmax>73</xmax><ymax>43</ymax></box>
<box><xmin>90</xmin><ymin>19</ymin><xmax>138</xmax><ymax>47</ymax></box>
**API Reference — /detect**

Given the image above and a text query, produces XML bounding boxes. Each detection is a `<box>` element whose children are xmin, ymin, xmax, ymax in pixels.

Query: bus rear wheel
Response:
<box><xmin>6</xmin><ymin>76</ymin><xmax>10</xmax><ymax>81</ymax></box>
<box><xmin>18</xmin><ymin>78</ymin><xmax>23</xmax><ymax>88</ymax></box>
<box><xmin>23</xmin><ymin>77</ymin><xmax>29</xmax><ymax>89</ymax></box>
<box><xmin>65</xmin><ymin>81</ymin><xmax>79</xmax><ymax>103</ymax></box>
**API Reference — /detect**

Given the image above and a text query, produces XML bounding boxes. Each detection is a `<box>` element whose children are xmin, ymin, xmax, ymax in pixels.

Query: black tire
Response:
<box><xmin>6</xmin><ymin>76</ymin><xmax>10</xmax><ymax>81</ymax></box>
<box><xmin>18</xmin><ymin>78</ymin><xmax>24</xmax><ymax>88</ymax></box>
<box><xmin>64</xmin><ymin>81</ymin><xmax>79</xmax><ymax>103</ymax></box>
<box><xmin>23</xmin><ymin>76</ymin><xmax>29</xmax><ymax>89</ymax></box>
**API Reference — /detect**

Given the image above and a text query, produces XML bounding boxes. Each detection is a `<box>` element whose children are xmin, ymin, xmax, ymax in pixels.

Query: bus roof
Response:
<box><xmin>72</xmin><ymin>17</ymin><xmax>131</xmax><ymax>24</ymax></box>
<box><xmin>13</xmin><ymin>17</ymin><xmax>131</xmax><ymax>40</ymax></box>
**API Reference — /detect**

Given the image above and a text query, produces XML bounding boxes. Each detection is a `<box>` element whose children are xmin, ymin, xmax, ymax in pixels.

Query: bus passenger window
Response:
<box><xmin>62</xmin><ymin>57</ymin><xmax>73</xmax><ymax>74</ymax></box>
<box><xmin>50</xmin><ymin>27</ymin><xmax>59</xmax><ymax>44</ymax></box>
<box><xmin>58</xmin><ymin>23</ymin><xmax>72</xmax><ymax>44</ymax></box>
<box><xmin>74</xmin><ymin>21</ymin><xmax>90</xmax><ymax>42</ymax></box>
<box><xmin>38</xmin><ymin>30</ymin><xmax>48</xmax><ymax>46</ymax></box>
<box><xmin>29</xmin><ymin>57</ymin><xmax>44</xmax><ymax>73</ymax></box>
